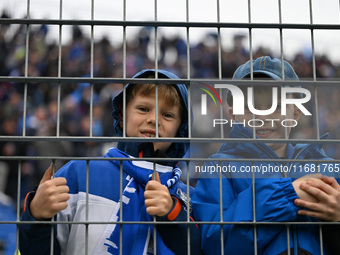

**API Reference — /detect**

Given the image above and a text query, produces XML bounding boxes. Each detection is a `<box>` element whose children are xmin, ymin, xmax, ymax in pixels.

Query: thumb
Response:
<box><xmin>40</xmin><ymin>164</ymin><xmax>54</xmax><ymax>184</ymax></box>
<box><xmin>153</xmin><ymin>171</ymin><xmax>161</xmax><ymax>183</ymax></box>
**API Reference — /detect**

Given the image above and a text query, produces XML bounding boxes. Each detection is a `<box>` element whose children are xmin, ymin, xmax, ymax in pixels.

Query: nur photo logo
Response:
<box><xmin>218</xmin><ymin>84</ymin><xmax>312</xmax><ymax>116</ymax></box>
<box><xmin>193</xmin><ymin>82</ymin><xmax>312</xmax><ymax>128</ymax></box>
<box><xmin>200</xmin><ymin>83</ymin><xmax>222</xmax><ymax>115</ymax></box>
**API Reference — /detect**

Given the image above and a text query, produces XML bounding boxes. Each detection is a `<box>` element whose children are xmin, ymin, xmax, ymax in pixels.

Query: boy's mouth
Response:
<box><xmin>256</xmin><ymin>129</ymin><xmax>274</xmax><ymax>138</ymax></box>
<box><xmin>140</xmin><ymin>129</ymin><xmax>157</xmax><ymax>138</ymax></box>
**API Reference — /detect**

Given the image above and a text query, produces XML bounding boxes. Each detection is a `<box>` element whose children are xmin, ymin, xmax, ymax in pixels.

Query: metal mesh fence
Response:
<box><xmin>1</xmin><ymin>0</ymin><xmax>340</xmax><ymax>254</ymax></box>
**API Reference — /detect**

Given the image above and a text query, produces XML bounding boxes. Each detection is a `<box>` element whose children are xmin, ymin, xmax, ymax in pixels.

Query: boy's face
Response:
<box><xmin>124</xmin><ymin>92</ymin><xmax>182</xmax><ymax>153</ymax></box>
<box><xmin>229</xmin><ymin>87</ymin><xmax>302</xmax><ymax>157</ymax></box>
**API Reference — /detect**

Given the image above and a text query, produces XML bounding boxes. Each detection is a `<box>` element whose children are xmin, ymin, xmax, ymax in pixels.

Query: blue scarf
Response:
<box><xmin>98</xmin><ymin>148</ymin><xmax>181</xmax><ymax>254</ymax></box>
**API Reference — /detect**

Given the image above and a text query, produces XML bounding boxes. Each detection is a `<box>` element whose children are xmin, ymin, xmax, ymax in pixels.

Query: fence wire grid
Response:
<box><xmin>1</xmin><ymin>0</ymin><xmax>340</xmax><ymax>254</ymax></box>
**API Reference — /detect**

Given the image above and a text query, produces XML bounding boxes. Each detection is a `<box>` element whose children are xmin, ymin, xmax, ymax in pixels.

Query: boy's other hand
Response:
<box><xmin>144</xmin><ymin>172</ymin><xmax>174</xmax><ymax>217</ymax></box>
<box><xmin>30</xmin><ymin>164</ymin><xmax>70</xmax><ymax>220</ymax></box>
<box><xmin>294</xmin><ymin>175</ymin><xmax>340</xmax><ymax>222</ymax></box>
<box><xmin>292</xmin><ymin>173</ymin><xmax>323</xmax><ymax>203</ymax></box>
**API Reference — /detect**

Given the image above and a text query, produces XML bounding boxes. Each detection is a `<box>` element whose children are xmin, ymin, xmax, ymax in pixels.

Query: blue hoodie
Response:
<box><xmin>192</xmin><ymin>124</ymin><xmax>337</xmax><ymax>255</ymax></box>
<box><xmin>19</xmin><ymin>69</ymin><xmax>200</xmax><ymax>255</ymax></box>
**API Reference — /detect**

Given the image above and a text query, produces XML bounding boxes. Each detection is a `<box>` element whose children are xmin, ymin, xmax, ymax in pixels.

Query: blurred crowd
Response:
<box><xmin>1</xmin><ymin>10</ymin><xmax>340</xmax><ymax>210</ymax></box>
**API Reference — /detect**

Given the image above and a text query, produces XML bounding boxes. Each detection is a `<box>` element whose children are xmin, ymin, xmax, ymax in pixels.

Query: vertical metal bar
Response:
<box><xmin>314</xmin><ymin>86</ymin><xmax>320</xmax><ymax>139</ymax></box>
<box><xmin>50</xmin><ymin>161</ymin><xmax>56</xmax><ymax>255</ymax></box>
<box><xmin>308</xmin><ymin>0</ymin><xmax>316</xmax><ymax>82</ymax></box>
<box><xmin>247</xmin><ymin>3</ymin><xmax>257</xmax><ymax>253</ymax></box>
<box><xmin>284</xmin><ymin>57</ymin><xmax>290</xmax><ymax>255</ymax></box>
<box><xmin>309</xmin><ymin>1</ymin><xmax>322</xmax><ymax>253</ymax></box>
<box><xmin>216</xmin><ymin>0</ymin><xmax>224</xmax><ymax>139</ymax></box>
<box><xmin>278</xmin><ymin>0</ymin><xmax>289</xmax><ymax>143</ymax></box>
<box><xmin>122</xmin><ymin>0</ymin><xmax>126</xmax><ymax>79</ymax></box>
<box><xmin>155</xmin><ymin>82</ymin><xmax>159</xmax><ymax>139</ymax></box>
<box><xmin>56</xmin><ymin>83</ymin><xmax>62</xmax><ymax>138</ymax></box>
<box><xmin>247</xmin><ymin>0</ymin><xmax>253</xmax><ymax>67</ymax></box>
<box><xmin>247</xmin><ymin>6</ymin><xmax>253</xmax><ymax>79</ymax></box>
<box><xmin>247</xmin><ymin>1</ymin><xmax>256</xmax><ymax>141</ymax></box>
<box><xmin>85</xmin><ymin>160</ymin><xmax>90</xmax><ymax>255</ymax></box>
<box><xmin>247</xmin><ymin>1</ymin><xmax>256</xmax><ymax>143</ymax></box>
<box><xmin>247</xmin><ymin>0</ymin><xmax>252</xmax><ymax>24</ymax></box>
<box><xmin>219</xmin><ymin>170</ymin><xmax>224</xmax><ymax>254</ymax></box>
<box><xmin>186</xmin><ymin>0</ymin><xmax>192</xmax><ymax>139</ymax></box>
<box><xmin>154</xmin><ymin>0</ymin><xmax>159</xmax><ymax>141</ymax></box>
<box><xmin>319</xmin><ymin>225</ymin><xmax>324</xmax><ymax>255</ymax></box>
<box><xmin>251</xmin><ymin>162</ymin><xmax>257</xmax><ymax>255</ymax></box>
<box><xmin>16</xmin><ymin>161</ymin><xmax>22</xmax><ymax>255</ymax></box>
<box><xmin>154</xmin><ymin>0</ymin><xmax>158</xmax><ymax>75</ymax></box>
<box><xmin>186</xmin><ymin>0</ymin><xmax>190</xmax><ymax>79</ymax></box>
<box><xmin>123</xmin><ymin>83</ymin><xmax>127</xmax><ymax>137</ymax></box>
<box><xmin>308</xmin><ymin>0</ymin><xmax>320</xmax><ymax>140</ymax></box>
<box><xmin>278</xmin><ymin>0</ymin><xmax>284</xmax><ymax>70</ymax></box>
<box><xmin>22</xmin><ymin>0</ymin><xmax>31</xmax><ymax>137</ymax></box>
<box><xmin>216</xmin><ymin>0</ymin><xmax>221</xmax><ymax>80</ymax></box>
<box><xmin>89</xmin><ymin>0</ymin><xmax>95</xmax><ymax>138</ymax></box>
<box><xmin>50</xmin><ymin>205</ymin><xmax>55</xmax><ymax>254</ymax></box>
<box><xmin>154</xmin><ymin>0</ymin><xmax>158</xmax><ymax>23</ymax></box>
<box><xmin>286</xmin><ymin>225</ymin><xmax>291</xmax><ymax>255</ymax></box>
<box><xmin>153</xmin><ymin>162</ymin><xmax>157</xmax><ymax>255</ymax></box>
<box><xmin>119</xmin><ymin>160</ymin><xmax>123</xmax><ymax>255</ymax></box>
<box><xmin>56</xmin><ymin>84</ymin><xmax>61</xmax><ymax>137</ymax></box>
<box><xmin>219</xmin><ymin>87</ymin><xmax>224</xmax><ymax>138</ymax></box>
<box><xmin>122</xmin><ymin>0</ymin><xmax>127</xmax><ymax>138</ymax></box>
<box><xmin>251</xmin><ymin>95</ymin><xmax>256</xmax><ymax>141</ymax></box>
<box><xmin>186</xmin><ymin>160</ymin><xmax>191</xmax><ymax>255</ymax></box>
<box><xmin>87</xmin><ymin>3</ymin><xmax>95</xmax><ymax>253</ymax></box>
<box><xmin>56</xmin><ymin>0</ymin><xmax>63</xmax><ymax>137</ymax></box>
<box><xmin>308</xmin><ymin>0</ymin><xmax>314</xmax><ymax>26</ymax></box>
<box><xmin>278</xmin><ymin>4</ymin><xmax>290</xmax><ymax>251</ymax></box>
<box><xmin>188</xmin><ymin>83</ymin><xmax>192</xmax><ymax>139</ymax></box>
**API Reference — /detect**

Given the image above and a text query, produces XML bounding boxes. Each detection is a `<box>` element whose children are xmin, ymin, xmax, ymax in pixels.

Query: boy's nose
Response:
<box><xmin>146</xmin><ymin>113</ymin><xmax>159</xmax><ymax>126</ymax></box>
<box><xmin>146</xmin><ymin>116</ymin><xmax>155</xmax><ymax>124</ymax></box>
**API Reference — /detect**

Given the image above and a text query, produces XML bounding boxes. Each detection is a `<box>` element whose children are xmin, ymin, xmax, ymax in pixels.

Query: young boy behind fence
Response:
<box><xmin>191</xmin><ymin>56</ymin><xmax>340</xmax><ymax>255</ymax></box>
<box><xmin>19</xmin><ymin>69</ymin><xmax>200</xmax><ymax>255</ymax></box>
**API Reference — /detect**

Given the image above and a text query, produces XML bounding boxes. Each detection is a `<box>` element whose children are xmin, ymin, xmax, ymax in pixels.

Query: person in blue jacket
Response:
<box><xmin>19</xmin><ymin>69</ymin><xmax>200</xmax><ymax>255</ymax></box>
<box><xmin>0</xmin><ymin>191</ymin><xmax>17</xmax><ymax>255</ymax></box>
<box><xmin>191</xmin><ymin>56</ymin><xmax>340</xmax><ymax>255</ymax></box>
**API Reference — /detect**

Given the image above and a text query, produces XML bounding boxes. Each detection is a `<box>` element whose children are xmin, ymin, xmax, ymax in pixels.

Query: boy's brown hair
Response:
<box><xmin>127</xmin><ymin>82</ymin><xmax>183</xmax><ymax>117</ymax></box>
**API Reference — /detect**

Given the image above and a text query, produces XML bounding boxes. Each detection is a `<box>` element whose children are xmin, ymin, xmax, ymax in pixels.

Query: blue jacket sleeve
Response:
<box><xmin>19</xmin><ymin>192</ymin><xmax>61</xmax><ymax>255</ymax></box>
<box><xmin>192</xmin><ymin>175</ymin><xmax>300</xmax><ymax>255</ymax></box>
<box><xmin>156</xmin><ymin>196</ymin><xmax>203</xmax><ymax>255</ymax></box>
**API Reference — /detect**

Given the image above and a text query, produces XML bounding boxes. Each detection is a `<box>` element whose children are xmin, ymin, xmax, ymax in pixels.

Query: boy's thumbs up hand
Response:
<box><xmin>30</xmin><ymin>164</ymin><xmax>70</xmax><ymax>220</ymax></box>
<box><xmin>144</xmin><ymin>172</ymin><xmax>174</xmax><ymax>216</ymax></box>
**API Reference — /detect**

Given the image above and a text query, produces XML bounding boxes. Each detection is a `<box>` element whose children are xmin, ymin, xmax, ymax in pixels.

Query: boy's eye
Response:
<box><xmin>137</xmin><ymin>106</ymin><xmax>149</xmax><ymax>112</ymax></box>
<box><xmin>163</xmin><ymin>112</ymin><xmax>175</xmax><ymax>118</ymax></box>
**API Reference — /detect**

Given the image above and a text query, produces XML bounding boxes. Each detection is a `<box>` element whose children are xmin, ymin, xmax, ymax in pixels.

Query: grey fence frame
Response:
<box><xmin>1</xmin><ymin>0</ymin><xmax>340</xmax><ymax>254</ymax></box>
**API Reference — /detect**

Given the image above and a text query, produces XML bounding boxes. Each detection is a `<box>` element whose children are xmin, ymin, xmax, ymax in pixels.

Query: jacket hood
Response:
<box><xmin>111</xmin><ymin>69</ymin><xmax>189</xmax><ymax>166</ymax></box>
